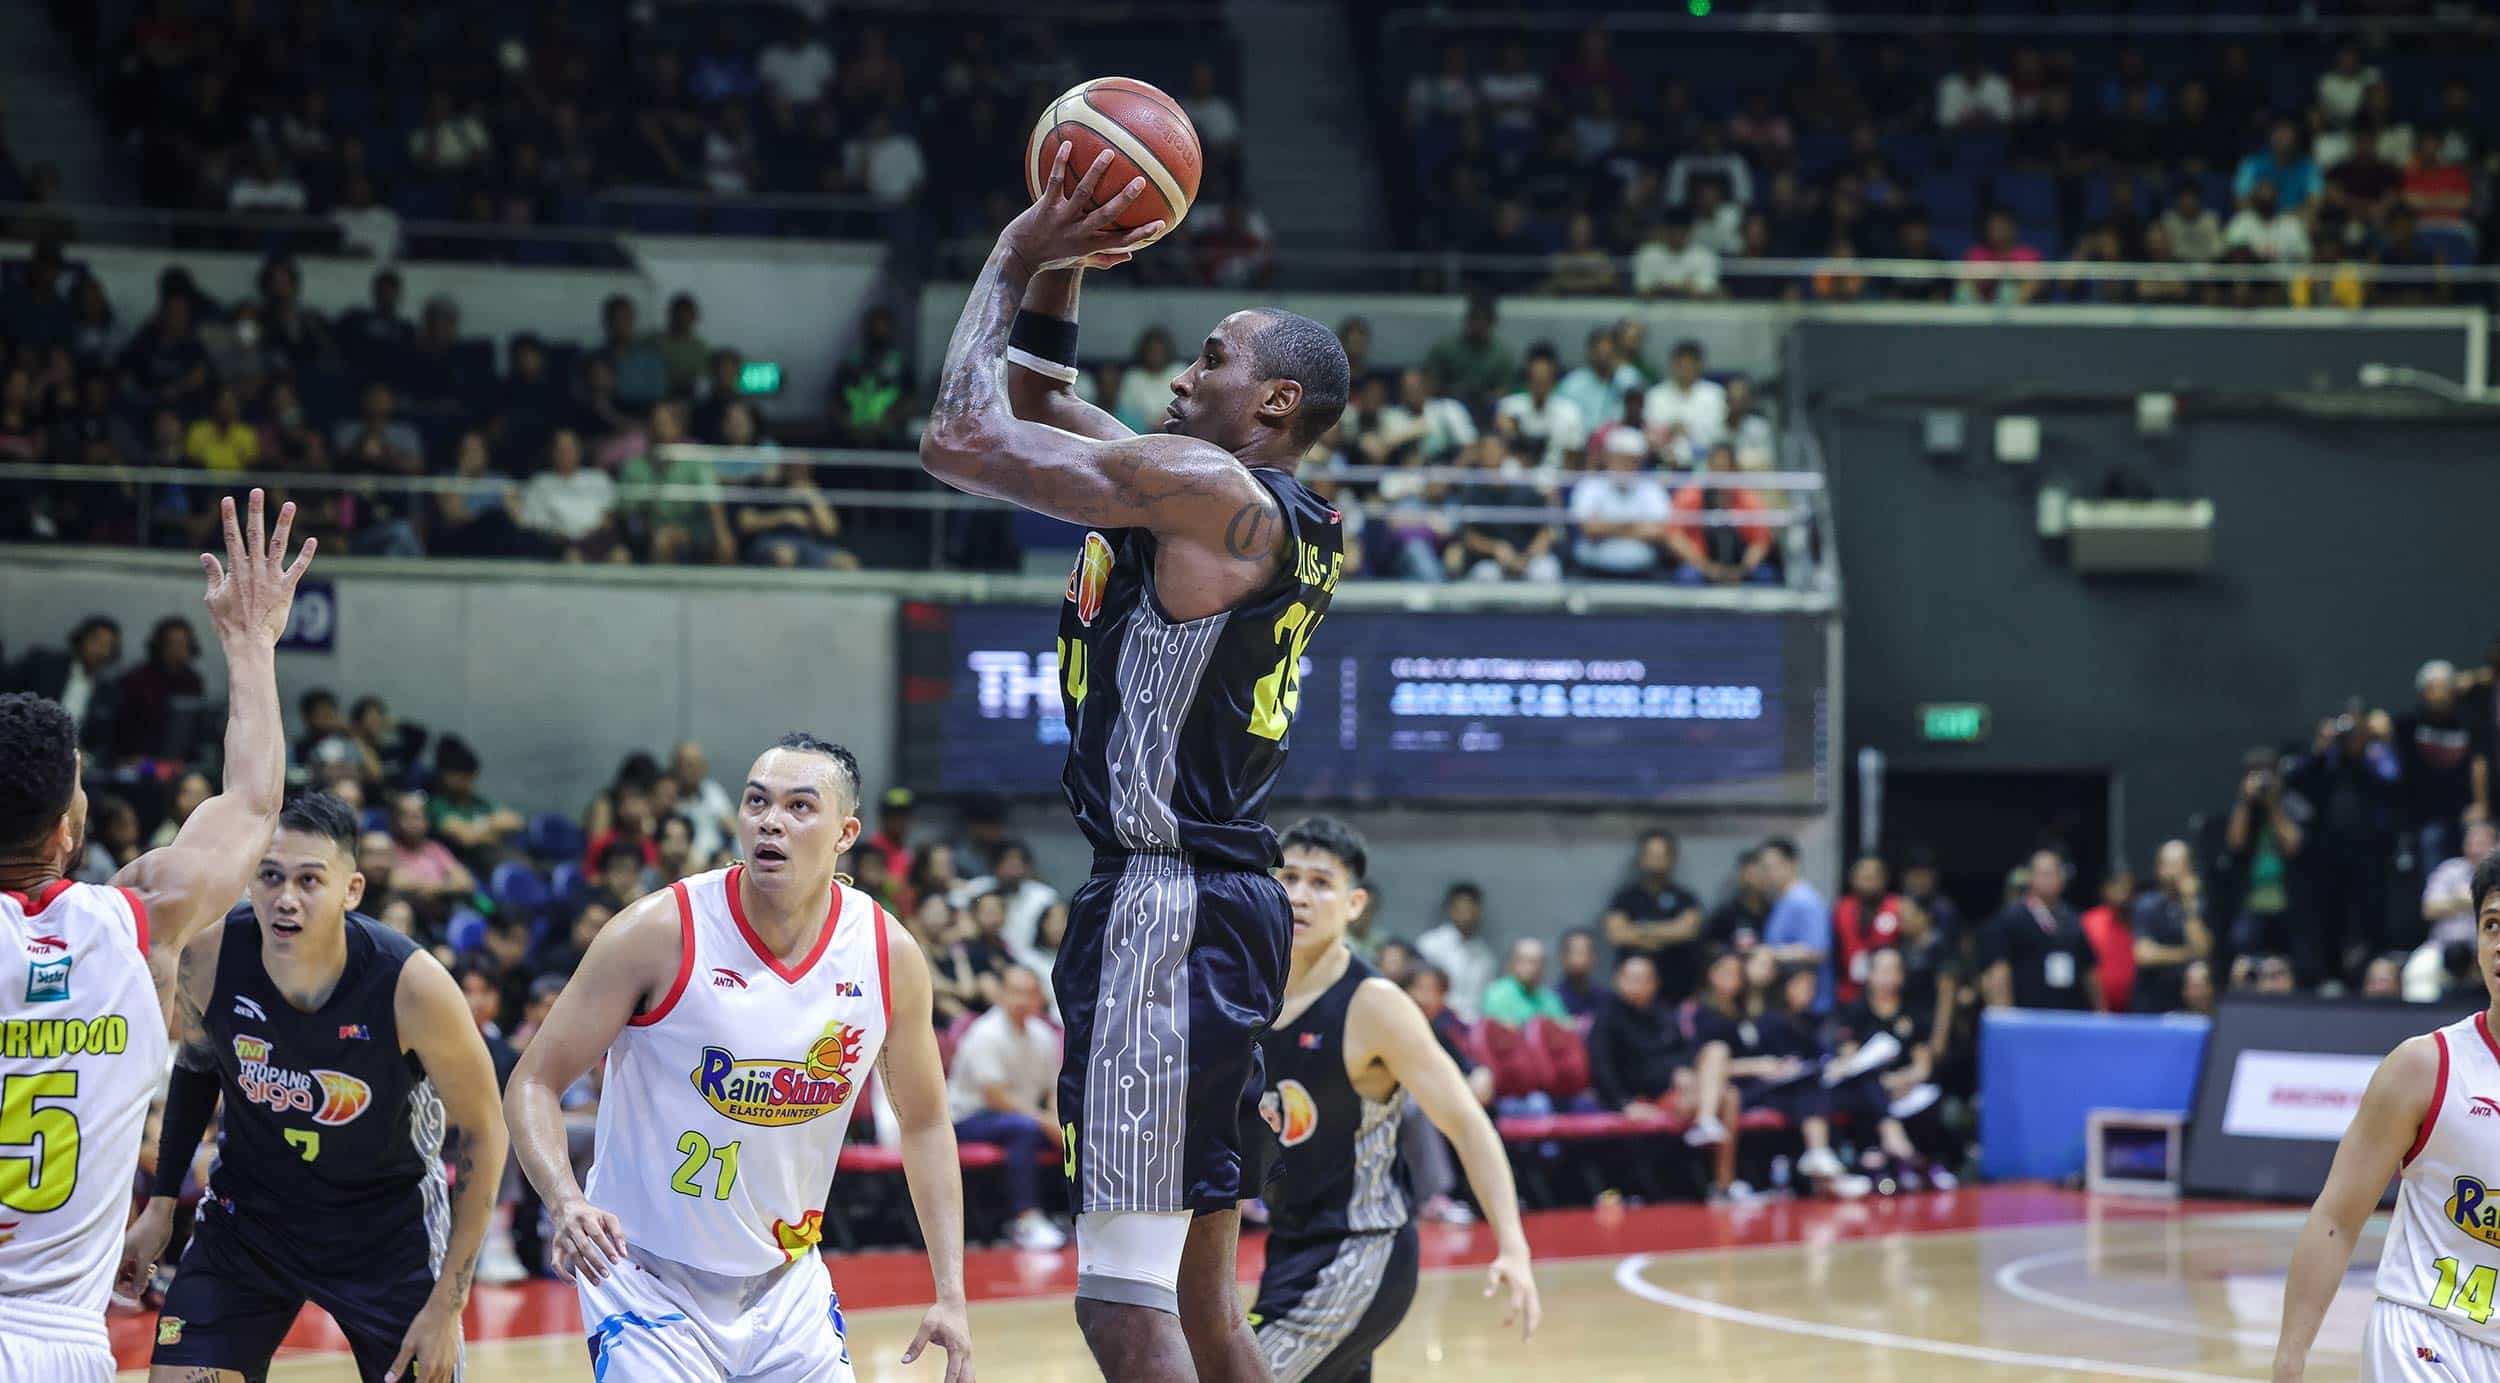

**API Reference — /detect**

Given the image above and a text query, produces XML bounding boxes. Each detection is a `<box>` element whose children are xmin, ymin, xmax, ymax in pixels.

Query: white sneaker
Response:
<box><xmin>1824</xmin><ymin>1172</ymin><xmax>1874</xmax><ymax>1200</ymax></box>
<box><xmin>1684</xmin><ymin>1115</ymin><xmax>1727</xmax><ymax>1147</ymax></box>
<box><xmin>1888</xmin><ymin>1083</ymin><xmax>1942</xmax><ymax>1120</ymax></box>
<box><xmin>1011</xmin><ymin>1212</ymin><xmax>1068</xmax><ymax>1252</ymax></box>
<box><xmin>476</xmin><ymin>1227</ymin><xmax>528</xmax><ymax>1285</ymax></box>
<box><xmin>1822</xmin><ymin>1032</ymin><xmax>1902</xmax><ymax>1086</ymax></box>
<box><xmin>1715</xmin><ymin>1179</ymin><xmax>1767</xmax><ymax>1206</ymax></box>
<box><xmin>1796</xmin><ymin>1146</ymin><xmax>1847</xmax><ymax>1180</ymax></box>
<box><xmin>1927</xmin><ymin>1166</ymin><xmax>1960</xmax><ymax>1191</ymax></box>
<box><xmin>1420</xmin><ymin>1195</ymin><xmax>1476</xmax><ymax>1226</ymax></box>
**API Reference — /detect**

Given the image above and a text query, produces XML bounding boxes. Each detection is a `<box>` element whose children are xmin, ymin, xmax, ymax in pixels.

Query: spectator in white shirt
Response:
<box><xmin>2408</xmin><ymin>813</ymin><xmax>2497</xmax><ymax>1000</ymax></box>
<box><xmin>755</xmin><ymin>12</ymin><xmax>835</xmax><ymax>106</ymax></box>
<box><xmin>330</xmin><ymin>170</ymin><xmax>401</xmax><ymax>262</ymax></box>
<box><xmin>1556</xmin><ymin>327</ymin><xmax>1644</xmax><ymax>435</ymax></box>
<box><xmin>1182</xmin><ymin>59</ymin><xmax>1239</xmax><ymax>155</ymax></box>
<box><xmin>408</xmin><ymin>88</ymin><xmax>492</xmax><ymax>174</ymax></box>
<box><xmin>1494</xmin><ymin>348</ymin><xmax>1588</xmax><ymax>470</ymax></box>
<box><xmin>519</xmin><ymin>428</ymin><xmax>624</xmax><ymax>561</ymax></box>
<box><xmin>1363</xmin><ymin>367</ymin><xmax>1477</xmax><ymax>468</ymax></box>
<box><xmin>844</xmin><ymin>108</ymin><xmax>925</xmax><ymax>205</ymax></box>
<box><xmin>945</xmin><ymin>967</ymin><xmax>1067</xmax><ymax>1251</ymax></box>
<box><xmin>1642</xmin><ymin>340</ymin><xmax>1728</xmax><ymax>466</ymax></box>
<box><xmin>1571</xmin><ymin>430</ymin><xmax>1672</xmax><ymax>578</ymax></box>
<box><xmin>1937</xmin><ymin>56</ymin><xmax>2015</xmax><ymax>130</ymax></box>
<box><xmin>2315</xmin><ymin>44</ymin><xmax>2379</xmax><ymax>130</ymax></box>
<box><xmin>1723</xmin><ymin>376</ymin><xmax>1777</xmax><ymax>462</ymax></box>
<box><xmin>1415</xmin><ymin>882</ymin><xmax>1501</xmax><ymax>1021</ymax></box>
<box><xmin>1666</xmin><ymin>124</ymin><xmax>1753</xmax><ymax>207</ymax></box>
<box><xmin>1689</xmin><ymin>179</ymin><xmax>1746</xmax><ymax>256</ymax></box>
<box><xmin>1633</xmin><ymin>215</ymin><xmax>1721</xmax><ymax>299</ymax></box>
<box><xmin>1407</xmin><ymin>42</ymin><xmax>1479</xmax><ymax>127</ymax></box>
<box><xmin>949</xmin><ymin>840</ymin><xmax>1066</xmax><ymax>982</ymax></box>
<box><xmin>2224</xmin><ymin>180</ymin><xmax>2311</xmax><ymax>262</ymax></box>
<box><xmin>1476</xmin><ymin>38</ymin><xmax>1544</xmax><ymax>134</ymax></box>
<box><xmin>226</xmin><ymin>149</ymin><xmax>307</xmax><ymax>215</ymax></box>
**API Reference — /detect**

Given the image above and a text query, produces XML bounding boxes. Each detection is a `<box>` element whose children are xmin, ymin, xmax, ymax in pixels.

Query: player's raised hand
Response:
<box><xmin>549</xmin><ymin>1196</ymin><xmax>630</xmax><ymax>1284</ymax></box>
<box><xmin>902</xmin><ymin>1297</ymin><xmax>975</xmax><ymax>1382</ymax></box>
<box><xmin>1004</xmin><ymin>142</ymin><xmax>1165</xmax><ymax>273</ymax></box>
<box><xmin>200</xmin><ymin>489</ymin><xmax>315</xmax><ymax>649</ymax></box>
<box><xmin>1487</xmin><ymin>1246</ymin><xmax>1541</xmax><ymax>1342</ymax></box>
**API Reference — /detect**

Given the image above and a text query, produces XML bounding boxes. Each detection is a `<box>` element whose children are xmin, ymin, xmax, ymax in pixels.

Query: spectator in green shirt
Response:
<box><xmin>617</xmin><ymin>400</ymin><xmax>732</xmax><ymax>563</ymax></box>
<box><xmin>427</xmin><ymin>734</ymin><xmax>523</xmax><ymax>867</ymax></box>
<box><xmin>1424</xmin><ymin>294</ymin><xmax>1517</xmax><ymax>412</ymax></box>
<box><xmin>650</xmin><ymin>292</ymin><xmax>712</xmax><ymax>398</ymax></box>
<box><xmin>832</xmin><ymin>305</ymin><xmax>915</xmax><ymax>446</ymax></box>
<box><xmin>1481</xmin><ymin>936</ymin><xmax>1572</xmax><ymax>1027</ymax></box>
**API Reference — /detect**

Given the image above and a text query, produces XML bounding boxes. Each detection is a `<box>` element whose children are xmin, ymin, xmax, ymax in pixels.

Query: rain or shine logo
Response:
<box><xmin>690</xmin><ymin>1021</ymin><xmax>865</xmax><ymax>1128</ymax></box>
<box><xmin>2445</xmin><ymin>1176</ymin><xmax>2500</xmax><ymax>1248</ymax></box>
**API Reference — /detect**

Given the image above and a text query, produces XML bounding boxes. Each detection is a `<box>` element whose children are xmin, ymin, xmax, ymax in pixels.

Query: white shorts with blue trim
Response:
<box><xmin>577</xmin><ymin>1245</ymin><xmax>853</xmax><ymax>1383</ymax></box>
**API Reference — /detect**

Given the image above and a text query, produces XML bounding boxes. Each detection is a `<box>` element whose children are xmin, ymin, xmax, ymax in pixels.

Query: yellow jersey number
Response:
<box><xmin>670</xmin><ymin>1130</ymin><xmax>742</xmax><ymax>1201</ymax></box>
<box><xmin>0</xmin><ymin>1072</ymin><xmax>80</xmax><ymax>1214</ymax></box>
<box><xmin>2433</xmin><ymin>1255</ymin><xmax>2499</xmax><ymax>1324</ymax></box>
<box><xmin>1248</xmin><ymin>602</ymin><xmax>1322</xmax><ymax>742</ymax></box>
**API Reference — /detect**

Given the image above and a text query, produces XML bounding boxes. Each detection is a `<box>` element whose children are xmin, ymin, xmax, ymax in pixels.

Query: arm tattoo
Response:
<box><xmin>173</xmin><ymin>944</ymin><xmax>217</xmax><ymax>1070</ymax></box>
<box><xmin>440</xmin><ymin>1123</ymin><xmax>483</xmax><ymax>1297</ymax></box>
<box><xmin>1223</xmin><ymin>498</ymin><xmax>1279</xmax><ymax>561</ymax></box>
<box><xmin>929</xmin><ymin>246</ymin><xmax>1024</xmax><ymax>431</ymax></box>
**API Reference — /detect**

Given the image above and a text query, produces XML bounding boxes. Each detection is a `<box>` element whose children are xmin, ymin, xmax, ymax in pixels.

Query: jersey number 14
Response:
<box><xmin>2432</xmin><ymin>1255</ymin><xmax>2498</xmax><ymax>1324</ymax></box>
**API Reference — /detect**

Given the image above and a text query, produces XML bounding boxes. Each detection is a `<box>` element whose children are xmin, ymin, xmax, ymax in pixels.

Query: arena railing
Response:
<box><xmin>2</xmin><ymin>452</ymin><xmax>1823</xmax><ymax>578</ymax></box>
<box><xmin>1379</xmin><ymin>7</ymin><xmax>2492</xmax><ymax>37</ymax></box>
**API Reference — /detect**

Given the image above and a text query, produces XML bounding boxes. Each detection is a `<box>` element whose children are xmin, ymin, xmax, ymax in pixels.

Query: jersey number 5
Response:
<box><xmin>0</xmin><ymin>1072</ymin><xmax>80</xmax><ymax>1214</ymax></box>
<box><xmin>1248</xmin><ymin>602</ymin><xmax>1322</xmax><ymax>742</ymax></box>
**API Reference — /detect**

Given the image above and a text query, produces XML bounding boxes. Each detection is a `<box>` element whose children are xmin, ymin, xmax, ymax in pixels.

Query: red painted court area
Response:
<box><xmin>106</xmin><ymin>1185</ymin><xmax>2269</xmax><ymax>1369</ymax></box>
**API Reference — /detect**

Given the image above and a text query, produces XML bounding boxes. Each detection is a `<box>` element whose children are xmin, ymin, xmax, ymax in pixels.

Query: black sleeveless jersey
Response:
<box><xmin>203</xmin><ymin>908</ymin><xmax>446</xmax><ymax>1228</ymax></box>
<box><xmin>1057</xmin><ymin>466</ymin><xmax>1345</xmax><ymax>871</ymax></box>
<box><xmin>1255</xmin><ymin>954</ymin><xmax>1411</xmax><ymax>1237</ymax></box>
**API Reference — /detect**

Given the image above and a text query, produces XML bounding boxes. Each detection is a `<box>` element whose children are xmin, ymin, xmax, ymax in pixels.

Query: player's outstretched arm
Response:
<box><xmin>388</xmin><ymin>950</ymin><xmax>513</xmax><ymax>1383</ymax></box>
<box><xmin>2272</xmin><ymin>1033</ymin><xmax>2437</xmax><ymax>1382</ymax></box>
<box><xmin>1006</xmin><ymin>266</ymin><xmax>1134</xmax><ymax>442</ymax></box>
<box><xmin>880</xmin><ymin>915</ymin><xmax>976</xmax><ymax>1383</ymax></box>
<box><xmin>116</xmin><ymin>491</ymin><xmax>313</xmax><ymax>966</ymax></box>
<box><xmin>504</xmin><ymin>888</ymin><xmax>682</xmax><ymax>1284</ymax></box>
<box><xmin>1350</xmin><ymin>977</ymin><xmax>1542</xmax><ymax>1341</ymax></box>
<box><xmin>119</xmin><ymin>925</ymin><xmax>229</xmax><ymax>1296</ymax></box>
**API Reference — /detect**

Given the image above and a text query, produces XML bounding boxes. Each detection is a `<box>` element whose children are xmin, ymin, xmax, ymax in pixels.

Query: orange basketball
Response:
<box><xmin>1024</xmin><ymin>77</ymin><xmax>1202</xmax><ymax>248</ymax></box>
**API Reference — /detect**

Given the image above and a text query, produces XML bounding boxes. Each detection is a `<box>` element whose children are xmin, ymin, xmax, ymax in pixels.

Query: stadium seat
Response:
<box><xmin>358</xmin><ymin>806</ymin><xmax>389</xmax><ymax>835</ymax></box>
<box><xmin>525</xmin><ymin>812</ymin><xmax>586</xmax><ymax>863</ymax></box>
<box><xmin>1916</xmin><ymin>174</ymin><xmax>1982</xmax><ymax>234</ymax></box>
<box><xmin>2421</xmin><ymin>224</ymin><xmax>2479</xmax><ymax>265</ymax></box>
<box><xmin>548</xmin><ymin>861</ymin><xmax>587</xmax><ymax>912</ymax></box>
<box><xmin>1524</xmin><ymin>1017</ymin><xmax>1593</xmax><ymax>1104</ymax></box>
<box><xmin>445</xmin><ymin>907</ymin><xmax>488</xmax><ymax>954</ymax></box>
<box><xmin>1992</xmin><ymin>172</ymin><xmax>2060</xmax><ymax>235</ymax></box>
<box><xmin>490</xmin><ymin>861</ymin><xmax>551</xmax><ymax>922</ymax></box>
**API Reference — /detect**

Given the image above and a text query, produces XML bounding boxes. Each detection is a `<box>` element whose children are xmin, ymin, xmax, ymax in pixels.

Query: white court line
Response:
<box><xmin>1615</xmin><ymin>1252</ymin><xmax>2263</xmax><ymax>1383</ymax></box>
<box><xmin>1991</xmin><ymin>1239</ymin><xmax>2376</xmax><ymax>1355</ymax></box>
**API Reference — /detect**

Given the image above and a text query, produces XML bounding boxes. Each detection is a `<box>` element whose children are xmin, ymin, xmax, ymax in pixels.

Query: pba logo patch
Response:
<box><xmin>1274</xmin><ymin>1079</ymin><xmax>1319</xmax><ymax>1148</ymax></box>
<box><xmin>2446</xmin><ymin>1176</ymin><xmax>2500</xmax><ymax>1248</ymax></box>
<box><xmin>691</xmin><ymin>1020</ymin><xmax>865</xmax><ymax>1127</ymax></box>
<box><xmin>24</xmin><ymin>957</ymin><xmax>69</xmax><ymax>1004</ymax></box>
<box><xmin>1067</xmin><ymin>531</ymin><xmax>1114</xmax><ymax>627</ymax></box>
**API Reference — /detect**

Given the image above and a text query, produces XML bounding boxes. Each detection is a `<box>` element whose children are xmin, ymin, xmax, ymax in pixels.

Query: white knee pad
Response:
<box><xmin>1074</xmin><ymin>1209</ymin><xmax>1191</xmax><ymax>1316</ymax></box>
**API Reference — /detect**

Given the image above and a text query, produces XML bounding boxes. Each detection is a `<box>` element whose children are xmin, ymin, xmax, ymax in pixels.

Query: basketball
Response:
<box><xmin>1024</xmin><ymin>76</ymin><xmax>1202</xmax><ymax>246</ymax></box>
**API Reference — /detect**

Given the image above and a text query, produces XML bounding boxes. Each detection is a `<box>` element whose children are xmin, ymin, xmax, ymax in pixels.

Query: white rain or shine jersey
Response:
<box><xmin>2378</xmin><ymin>1011</ymin><xmax>2500</xmax><ymax>1347</ymax></box>
<box><xmin>588</xmin><ymin>866</ymin><xmax>892</xmax><ymax>1277</ymax></box>
<box><xmin>0</xmin><ymin>881</ymin><xmax>167</xmax><ymax>1339</ymax></box>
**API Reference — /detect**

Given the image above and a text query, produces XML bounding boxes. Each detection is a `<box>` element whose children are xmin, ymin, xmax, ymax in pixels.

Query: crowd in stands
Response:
<box><xmin>1395</xmin><ymin>24</ymin><xmax>2496</xmax><ymax>305</ymax></box>
<box><xmin>28</xmin><ymin>0</ymin><xmax>1253</xmax><ymax>272</ymax></box>
<box><xmin>0</xmin><ymin>229</ymin><xmax>1801</xmax><ymax>583</ymax></box>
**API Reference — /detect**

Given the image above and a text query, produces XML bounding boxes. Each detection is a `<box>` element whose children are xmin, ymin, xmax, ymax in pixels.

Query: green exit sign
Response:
<box><xmin>1920</xmin><ymin>703</ymin><xmax>1991</xmax><ymax>743</ymax></box>
<box><xmin>738</xmin><ymin>361</ymin><xmax>784</xmax><ymax>395</ymax></box>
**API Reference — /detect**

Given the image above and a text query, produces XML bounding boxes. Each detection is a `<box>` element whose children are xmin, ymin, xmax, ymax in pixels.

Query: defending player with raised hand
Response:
<box><xmin>2273</xmin><ymin>847</ymin><xmax>2500</xmax><ymax>1382</ymax></box>
<box><xmin>120</xmin><ymin>791</ymin><xmax>506</xmax><ymax>1383</ymax></box>
<box><xmin>922</xmin><ymin>142</ymin><xmax>1351</xmax><ymax>1383</ymax></box>
<box><xmin>0</xmin><ymin>489</ymin><xmax>309</xmax><ymax>1383</ymax></box>
<box><xmin>1249</xmin><ymin>818</ymin><xmax>1538</xmax><ymax>1383</ymax></box>
<box><xmin>504</xmin><ymin>735</ymin><xmax>972</xmax><ymax>1383</ymax></box>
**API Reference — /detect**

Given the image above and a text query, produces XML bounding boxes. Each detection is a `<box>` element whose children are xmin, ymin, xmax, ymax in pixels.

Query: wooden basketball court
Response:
<box><xmin>111</xmin><ymin>1188</ymin><xmax>2350</xmax><ymax>1380</ymax></box>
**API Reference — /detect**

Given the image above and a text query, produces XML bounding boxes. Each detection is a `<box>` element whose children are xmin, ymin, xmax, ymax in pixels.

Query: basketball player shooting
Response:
<box><xmin>2273</xmin><ymin>848</ymin><xmax>2500</xmax><ymax>1381</ymax></box>
<box><xmin>921</xmin><ymin>141</ymin><xmax>1350</xmax><ymax>1383</ymax></box>
<box><xmin>0</xmin><ymin>490</ymin><xmax>311</xmax><ymax>1383</ymax></box>
<box><xmin>504</xmin><ymin>735</ymin><xmax>972</xmax><ymax>1383</ymax></box>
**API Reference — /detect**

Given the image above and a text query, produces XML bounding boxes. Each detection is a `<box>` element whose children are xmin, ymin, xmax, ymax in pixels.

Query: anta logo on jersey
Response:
<box><xmin>231</xmin><ymin>1035</ymin><xmax>375</xmax><ymax>1126</ymax></box>
<box><xmin>2471</xmin><ymin>1097</ymin><xmax>2500</xmax><ymax>1118</ymax></box>
<box><xmin>2445</xmin><ymin>1176</ymin><xmax>2500</xmax><ymax>1248</ymax></box>
<box><xmin>22</xmin><ymin>933</ymin><xmax>65</xmax><ymax>956</ymax></box>
<box><xmin>233</xmin><ymin>995</ymin><xmax>267</xmax><ymax>1022</ymax></box>
<box><xmin>1067</xmin><ymin>531</ymin><xmax>1114</xmax><ymax>626</ymax></box>
<box><xmin>712</xmin><ymin>968</ymin><xmax>748</xmax><ymax>990</ymax></box>
<box><xmin>692</xmin><ymin>1021</ymin><xmax>865</xmax><ymax>1127</ymax></box>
